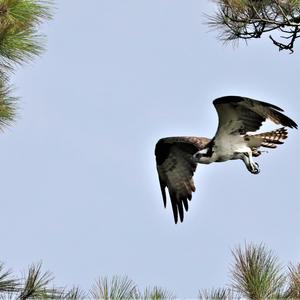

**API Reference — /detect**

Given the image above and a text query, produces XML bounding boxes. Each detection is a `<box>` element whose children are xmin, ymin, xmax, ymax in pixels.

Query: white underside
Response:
<box><xmin>197</xmin><ymin>134</ymin><xmax>251</xmax><ymax>164</ymax></box>
<box><xmin>214</xmin><ymin>134</ymin><xmax>250</xmax><ymax>162</ymax></box>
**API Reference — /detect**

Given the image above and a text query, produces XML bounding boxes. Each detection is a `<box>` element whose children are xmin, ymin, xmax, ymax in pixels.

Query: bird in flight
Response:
<box><xmin>155</xmin><ymin>96</ymin><xmax>297</xmax><ymax>224</ymax></box>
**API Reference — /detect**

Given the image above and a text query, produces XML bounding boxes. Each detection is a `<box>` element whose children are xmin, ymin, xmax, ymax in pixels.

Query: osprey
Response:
<box><xmin>155</xmin><ymin>96</ymin><xmax>297</xmax><ymax>224</ymax></box>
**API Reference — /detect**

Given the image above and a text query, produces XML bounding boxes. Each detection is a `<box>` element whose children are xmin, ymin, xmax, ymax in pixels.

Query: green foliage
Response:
<box><xmin>57</xmin><ymin>286</ymin><xmax>86</xmax><ymax>300</ymax></box>
<box><xmin>209</xmin><ymin>0</ymin><xmax>300</xmax><ymax>52</ymax></box>
<box><xmin>0</xmin><ymin>27</ymin><xmax>44</xmax><ymax>66</ymax></box>
<box><xmin>198</xmin><ymin>243</ymin><xmax>300</xmax><ymax>299</ymax></box>
<box><xmin>0</xmin><ymin>266</ymin><xmax>177</xmax><ymax>300</ymax></box>
<box><xmin>141</xmin><ymin>286</ymin><xmax>175</xmax><ymax>300</ymax></box>
<box><xmin>284</xmin><ymin>263</ymin><xmax>300</xmax><ymax>299</ymax></box>
<box><xmin>90</xmin><ymin>276</ymin><xmax>139</xmax><ymax>300</ymax></box>
<box><xmin>198</xmin><ymin>287</ymin><xmax>234</xmax><ymax>300</ymax></box>
<box><xmin>0</xmin><ymin>0</ymin><xmax>52</xmax><ymax>131</ymax></box>
<box><xmin>0</xmin><ymin>0</ymin><xmax>52</xmax><ymax>67</ymax></box>
<box><xmin>18</xmin><ymin>262</ymin><xmax>57</xmax><ymax>300</ymax></box>
<box><xmin>0</xmin><ymin>80</ymin><xmax>16</xmax><ymax>129</ymax></box>
<box><xmin>231</xmin><ymin>243</ymin><xmax>285</xmax><ymax>299</ymax></box>
<box><xmin>2</xmin><ymin>244</ymin><xmax>300</xmax><ymax>299</ymax></box>
<box><xmin>0</xmin><ymin>263</ymin><xmax>18</xmax><ymax>293</ymax></box>
<box><xmin>0</xmin><ymin>262</ymin><xmax>62</xmax><ymax>299</ymax></box>
<box><xmin>90</xmin><ymin>276</ymin><xmax>176</xmax><ymax>300</ymax></box>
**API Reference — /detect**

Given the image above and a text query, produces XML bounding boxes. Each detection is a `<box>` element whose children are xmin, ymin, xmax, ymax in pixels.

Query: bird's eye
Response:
<box><xmin>194</xmin><ymin>153</ymin><xmax>201</xmax><ymax>159</ymax></box>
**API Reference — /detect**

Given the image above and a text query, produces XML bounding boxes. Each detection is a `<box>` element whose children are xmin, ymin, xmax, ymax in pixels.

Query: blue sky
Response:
<box><xmin>1</xmin><ymin>1</ymin><xmax>299</xmax><ymax>297</ymax></box>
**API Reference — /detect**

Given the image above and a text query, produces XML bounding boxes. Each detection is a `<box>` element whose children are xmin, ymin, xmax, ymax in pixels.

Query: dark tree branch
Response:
<box><xmin>209</xmin><ymin>0</ymin><xmax>300</xmax><ymax>52</ymax></box>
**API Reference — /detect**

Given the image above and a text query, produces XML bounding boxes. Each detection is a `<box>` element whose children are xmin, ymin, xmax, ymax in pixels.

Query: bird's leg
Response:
<box><xmin>240</xmin><ymin>152</ymin><xmax>260</xmax><ymax>174</ymax></box>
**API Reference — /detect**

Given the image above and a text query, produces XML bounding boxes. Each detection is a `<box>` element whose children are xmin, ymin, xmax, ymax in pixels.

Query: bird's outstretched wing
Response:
<box><xmin>212</xmin><ymin>96</ymin><xmax>298</xmax><ymax>144</ymax></box>
<box><xmin>155</xmin><ymin>137</ymin><xmax>210</xmax><ymax>224</ymax></box>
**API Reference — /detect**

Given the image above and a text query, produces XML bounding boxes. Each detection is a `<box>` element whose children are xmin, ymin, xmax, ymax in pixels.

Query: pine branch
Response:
<box><xmin>17</xmin><ymin>262</ymin><xmax>58</xmax><ymax>300</ymax></box>
<box><xmin>0</xmin><ymin>0</ymin><xmax>53</xmax><ymax>67</ymax></box>
<box><xmin>90</xmin><ymin>276</ymin><xmax>139</xmax><ymax>300</ymax></box>
<box><xmin>230</xmin><ymin>243</ymin><xmax>286</xmax><ymax>299</ymax></box>
<box><xmin>198</xmin><ymin>287</ymin><xmax>235</xmax><ymax>300</ymax></box>
<box><xmin>0</xmin><ymin>0</ymin><xmax>52</xmax><ymax>130</ymax></box>
<box><xmin>208</xmin><ymin>0</ymin><xmax>300</xmax><ymax>52</ymax></box>
<box><xmin>62</xmin><ymin>287</ymin><xmax>86</xmax><ymax>300</ymax></box>
<box><xmin>0</xmin><ymin>263</ymin><xmax>19</xmax><ymax>293</ymax></box>
<box><xmin>0</xmin><ymin>79</ymin><xmax>17</xmax><ymax>130</ymax></box>
<box><xmin>283</xmin><ymin>263</ymin><xmax>300</xmax><ymax>299</ymax></box>
<box><xmin>141</xmin><ymin>286</ymin><xmax>175</xmax><ymax>300</ymax></box>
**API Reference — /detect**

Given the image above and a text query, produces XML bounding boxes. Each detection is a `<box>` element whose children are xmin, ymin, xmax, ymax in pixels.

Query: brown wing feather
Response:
<box><xmin>213</xmin><ymin>96</ymin><xmax>297</xmax><ymax>139</ymax></box>
<box><xmin>155</xmin><ymin>137</ymin><xmax>210</xmax><ymax>224</ymax></box>
<box><xmin>241</xmin><ymin>97</ymin><xmax>298</xmax><ymax>129</ymax></box>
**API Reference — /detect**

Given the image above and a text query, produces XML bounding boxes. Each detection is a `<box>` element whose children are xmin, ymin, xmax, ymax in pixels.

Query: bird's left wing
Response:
<box><xmin>155</xmin><ymin>137</ymin><xmax>210</xmax><ymax>224</ymax></box>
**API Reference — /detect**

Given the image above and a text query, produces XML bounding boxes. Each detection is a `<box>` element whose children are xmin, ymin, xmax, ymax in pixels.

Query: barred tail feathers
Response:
<box><xmin>245</xmin><ymin>127</ymin><xmax>288</xmax><ymax>156</ymax></box>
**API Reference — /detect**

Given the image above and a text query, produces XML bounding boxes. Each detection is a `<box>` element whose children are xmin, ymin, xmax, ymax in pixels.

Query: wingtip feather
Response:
<box><xmin>158</xmin><ymin>176</ymin><xmax>167</xmax><ymax>208</ymax></box>
<box><xmin>170</xmin><ymin>196</ymin><xmax>178</xmax><ymax>224</ymax></box>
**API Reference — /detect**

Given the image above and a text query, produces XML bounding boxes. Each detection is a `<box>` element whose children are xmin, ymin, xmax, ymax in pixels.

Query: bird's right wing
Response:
<box><xmin>212</xmin><ymin>96</ymin><xmax>297</xmax><ymax>146</ymax></box>
<box><xmin>155</xmin><ymin>137</ymin><xmax>210</xmax><ymax>223</ymax></box>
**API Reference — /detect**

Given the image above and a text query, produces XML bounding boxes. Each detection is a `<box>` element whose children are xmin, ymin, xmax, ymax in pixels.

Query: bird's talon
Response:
<box><xmin>246</xmin><ymin>161</ymin><xmax>260</xmax><ymax>174</ymax></box>
<box><xmin>249</xmin><ymin>162</ymin><xmax>260</xmax><ymax>174</ymax></box>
